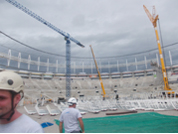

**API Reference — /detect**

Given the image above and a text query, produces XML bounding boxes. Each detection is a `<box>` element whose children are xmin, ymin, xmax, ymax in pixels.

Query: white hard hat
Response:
<box><xmin>0</xmin><ymin>71</ymin><xmax>24</xmax><ymax>93</ymax></box>
<box><xmin>68</xmin><ymin>97</ymin><xmax>77</xmax><ymax>106</ymax></box>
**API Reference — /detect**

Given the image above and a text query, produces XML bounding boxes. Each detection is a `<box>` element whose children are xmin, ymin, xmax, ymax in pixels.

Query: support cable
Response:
<box><xmin>157</xmin><ymin>19</ymin><xmax>169</xmax><ymax>75</ymax></box>
<box><xmin>0</xmin><ymin>31</ymin><xmax>66</xmax><ymax>57</ymax></box>
<box><xmin>1</xmin><ymin>30</ymin><xmax>178</xmax><ymax>59</ymax></box>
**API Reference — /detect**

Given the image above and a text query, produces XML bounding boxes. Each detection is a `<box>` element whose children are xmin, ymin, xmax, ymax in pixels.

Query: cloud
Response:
<box><xmin>0</xmin><ymin>0</ymin><xmax>178</xmax><ymax>62</ymax></box>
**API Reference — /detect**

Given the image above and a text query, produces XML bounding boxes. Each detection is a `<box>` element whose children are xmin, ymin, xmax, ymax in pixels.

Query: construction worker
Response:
<box><xmin>59</xmin><ymin>97</ymin><xmax>85</xmax><ymax>133</ymax></box>
<box><xmin>0</xmin><ymin>71</ymin><xmax>44</xmax><ymax>133</ymax></box>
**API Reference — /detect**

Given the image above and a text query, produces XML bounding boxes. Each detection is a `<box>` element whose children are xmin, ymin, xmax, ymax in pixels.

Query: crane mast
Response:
<box><xmin>143</xmin><ymin>5</ymin><xmax>172</xmax><ymax>92</ymax></box>
<box><xmin>90</xmin><ymin>45</ymin><xmax>106</xmax><ymax>99</ymax></box>
<box><xmin>5</xmin><ymin>0</ymin><xmax>85</xmax><ymax>99</ymax></box>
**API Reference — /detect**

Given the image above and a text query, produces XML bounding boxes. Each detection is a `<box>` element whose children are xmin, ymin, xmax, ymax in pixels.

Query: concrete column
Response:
<box><xmin>117</xmin><ymin>60</ymin><xmax>119</xmax><ymax>72</ymax></box>
<box><xmin>56</xmin><ymin>60</ymin><xmax>58</xmax><ymax>73</ymax></box>
<box><xmin>108</xmin><ymin>61</ymin><xmax>110</xmax><ymax>73</ymax></box>
<box><xmin>7</xmin><ymin>49</ymin><xmax>11</xmax><ymax>66</ymax></box>
<box><xmin>91</xmin><ymin>61</ymin><xmax>93</xmax><ymax>74</ymax></box>
<box><xmin>18</xmin><ymin>52</ymin><xmax>21</xmax><ymax>68</ymax></box>
<box><xmin>37</xmin><ymin>57</ymin><xmax>40</xmax><ymax>71</ymax></box>
<box><xmin>82</xmin><ymin>62</ymin><xmax>84</xmax><ymax>72</ymax></box>
<box><xmin>126</xmin><ymin>59</ymin><xmax>128</xmax><ymax>71</ymax></box>
<box><xmin>46</xmin><ymin>58</ymin><xmax>49</xmax><ymax>72</ymax></box>
<box><xmin>169</xmin><ymin>50</ymin><xmax>173</xmax><ymax>66</ymax></box>
<box><xmin>135</xmin><ymin>58</ymin><xmax>137</xmax><ymax>70</ymax></box>
<box><xmin>144</xmin><ymin>56</ymin><xmax>147</xmax><ymax>69</ymax></box>
<box><xmin>28</xmin><ymin>55</ymin><xmax>31</xmax><ymax>70</ymax></box>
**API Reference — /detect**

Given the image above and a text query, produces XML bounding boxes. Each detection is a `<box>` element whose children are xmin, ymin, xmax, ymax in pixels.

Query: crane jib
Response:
<box><xmin>5</xmin><ymin>0</ymin><xmax>84</xmax><ymax>48</ymax></box>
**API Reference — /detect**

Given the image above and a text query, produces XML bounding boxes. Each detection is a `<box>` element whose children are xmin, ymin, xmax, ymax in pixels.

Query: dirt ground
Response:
<box><xmin>16</xmin><ymin>104</ymin><xmax>178</xmax><ymax>133</ymax></box>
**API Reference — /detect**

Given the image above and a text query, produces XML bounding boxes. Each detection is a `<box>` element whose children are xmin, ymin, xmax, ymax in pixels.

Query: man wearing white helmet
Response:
<box><xmin>0</xmin><ymin>71</ymin><xmax>44</xmax><ymax>133</ymax></box>
<box><xmin>59</xmin><ymin>97</ymin><xmax>85</xmax><ymax>133</ymax></box>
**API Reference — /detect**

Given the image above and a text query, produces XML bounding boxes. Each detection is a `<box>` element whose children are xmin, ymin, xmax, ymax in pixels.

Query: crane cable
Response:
<box><xmin>0</xmin><ymin>31</ymin><xmax>66</xmax><ymax>58</ymax></box>
<box><xmin>1</xmin><ymin>30</ymin><xmax>178</xmax><ymax>59</ymax></box>
<box><xmin>157</xmin><ymin>18</ymin><xmax>169</xmax><ymax>84</ymax></box>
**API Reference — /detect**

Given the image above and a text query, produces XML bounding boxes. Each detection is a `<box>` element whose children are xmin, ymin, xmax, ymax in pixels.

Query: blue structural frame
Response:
<box><xmin>66</xmin><ymin>39</ymin><xmax>71</xmax><ymax>98</ymax></box>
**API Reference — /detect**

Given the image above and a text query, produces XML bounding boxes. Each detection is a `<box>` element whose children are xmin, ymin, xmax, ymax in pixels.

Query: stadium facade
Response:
<box><xmin>1</xmin><ymin>33</ymin><xmax>178</xmax><ymax>100</ymax></box>
<box><xmin>0</xmin><ymin>42</ymin><xmax>178</xmax><ymax>76</ymax></box>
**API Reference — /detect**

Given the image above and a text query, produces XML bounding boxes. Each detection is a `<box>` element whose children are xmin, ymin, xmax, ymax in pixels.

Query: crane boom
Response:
<box><xmin>143</xmin><ymin>5</ymin><xmax>154</xmax><ymax>23</ymax></box>
<box><xmin>6</xmin><ymin>0</ymin><xmax>85</xmax><ymax>98</ymax></box>
<box><xmin>143</xmin><ymin>5</ymin><xmax>172</xmax><ymax>92</ymax></box>
<box><xmin>5</xmin><ymin>0</ymin><xmax>84</xmax><ymax>48</ymax></box>
<box><xmin>89</xmin><ymin>45</ymin><xmax>106</xmax><ymax>99</ymax></box>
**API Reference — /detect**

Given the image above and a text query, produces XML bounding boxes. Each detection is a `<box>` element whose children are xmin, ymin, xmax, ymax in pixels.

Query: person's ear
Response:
<box><xmin>14</xmin><ymin>94</ymin><xmax>21</xmax><ymax>106</ymax></box>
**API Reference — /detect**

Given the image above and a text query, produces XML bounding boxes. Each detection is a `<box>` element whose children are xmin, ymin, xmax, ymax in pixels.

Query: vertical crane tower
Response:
<box><xmin>5</xmin><ymin>0</ymin><xmax>85</xmax><ymax>98</ymax></box>
<box><xmin>143</xmin><ymin>5</ymin><xmax>173</xmax><ymax>93</ymax></box>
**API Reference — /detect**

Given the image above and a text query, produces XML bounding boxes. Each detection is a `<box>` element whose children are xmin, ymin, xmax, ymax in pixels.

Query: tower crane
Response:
<box><xmin>5</xmin><ymin>0</ymin><xmax>85</xmax><ymax>98</ymax></box>
<box><xmin>143</xmin><ymin>5</ymin><xmax>173</xmax><ymax>94</ymax></box>
<box><xmin>90</xmin><ymin>45</ymin><xmax>106</xmax><ymax>99</ymax></box>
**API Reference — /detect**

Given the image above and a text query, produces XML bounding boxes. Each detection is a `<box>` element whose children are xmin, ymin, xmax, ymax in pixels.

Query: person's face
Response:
<box><xmin>0</xmin><ymin>90</ymin><xmax>20</xmax><ymax>117</ymax></box>
<box><xmin>0</xmin><ymin>90</ymin><xmax>12</xmax><ymax>117</ymax></box>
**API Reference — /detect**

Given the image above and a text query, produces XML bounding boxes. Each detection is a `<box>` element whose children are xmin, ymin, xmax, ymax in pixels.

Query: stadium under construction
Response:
<box><xmin>1</xmin><ymin>1</ymin><xmax>178</xmax><ymax>133</ymax></box>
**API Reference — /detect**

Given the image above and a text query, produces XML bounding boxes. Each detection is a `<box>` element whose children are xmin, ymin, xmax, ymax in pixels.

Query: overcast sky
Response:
<box><xmin>0</xmin><ymin>0</ymin><xmax>178</xmax><ymax>59</ymax></box>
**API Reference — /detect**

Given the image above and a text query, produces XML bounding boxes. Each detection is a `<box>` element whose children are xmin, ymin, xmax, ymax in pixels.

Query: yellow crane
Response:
<box><xmin>143</xmin><ymin>5</ymin><xmax>173</xmax><ymax>93</ymax></box>
<box><xmin>89</xmin><ymin>45</ymin><xmax>106</xmax><ymax>99</ymax></box>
